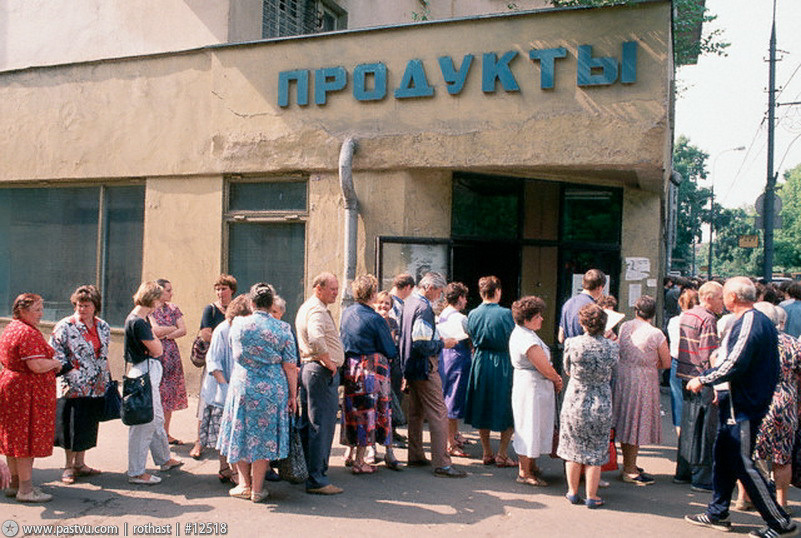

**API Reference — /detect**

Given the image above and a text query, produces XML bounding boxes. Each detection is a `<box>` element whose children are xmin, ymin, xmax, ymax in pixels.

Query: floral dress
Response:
<box><xmin>755</xmin><ymin>332</ymin><xmax>801</xmax><ymax>465</ymax></box>
<box><xmin>0</xmin><ymin>319</ymin><xmax>57</xmax><ymax>457</ymax></box>
<box><xmin>151</xmin><ymin>303</ymin><xmax>188</xmax><ymax>413</ymax></box>
<box><xmin>216</xmin><ymin>311</ymin><xmax>297</xmax><ymax>463</ymax></box>
<box><xmin>557</xmin><ymin>334</ymin><xmax>619</xmax><ymax>466</ymax></box>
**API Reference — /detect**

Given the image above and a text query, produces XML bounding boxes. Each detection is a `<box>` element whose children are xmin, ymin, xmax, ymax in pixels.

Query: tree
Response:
<box><xmin>671</xmin><ymin>135</ymin><xmax>711</xmax><ymax>272</ymax></box>
<box><xmin>775</xmin><ymin>163</ymin><xmax>801</xmax><ymax>270</ymax></box>
<box><xmin>712</xmin><ymin>206</ymin><xmax>761</xmax><ymax>277</ymax></box>
<box><xmin>550</xmin><ymin>0</ymin><xmax>729</xmax><ymax>66</ymax></box>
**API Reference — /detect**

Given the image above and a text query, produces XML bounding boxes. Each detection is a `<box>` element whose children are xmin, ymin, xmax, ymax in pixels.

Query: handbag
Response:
<box><xmin>278</xmin><ymin>416</ymin><xmax>308</xmax><ymax>484</ymax></box>
<box><xmin>121</xmin><ymin>359</ymin><xmax>154</xmax><ymax>426</ymax></box>
<box><xmin>190</xmin><ymin>335</ymin><xmax>210</xmax><ymax>368</ymax></box>
<box><xmin>98</xmin><ymin>379</ymin><xmax>122</xmax><ymax>422</ymax></box>
<box><xmin>601</xmin><ymin>428</ymin><xmax>619</xmax><ymax>472</ymax></box>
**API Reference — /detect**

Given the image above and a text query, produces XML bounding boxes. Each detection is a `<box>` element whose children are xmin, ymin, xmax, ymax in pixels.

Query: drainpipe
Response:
<box><xmin>339</xmin><ymin>136</ymin><xmax>358</xmax><ymax>308</ymax></box>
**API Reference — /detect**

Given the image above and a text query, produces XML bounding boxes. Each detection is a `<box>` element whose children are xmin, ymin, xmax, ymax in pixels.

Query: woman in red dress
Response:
<box><xmin>0</xmin><ymin>293</ymin><xmax>63</xmax><ymax>502</ymax></box>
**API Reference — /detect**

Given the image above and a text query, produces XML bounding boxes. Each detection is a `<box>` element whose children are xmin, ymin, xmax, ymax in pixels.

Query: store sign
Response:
<box><xmin>278</xmin><ymin>42</ymin><xmax>637</xmax><ymax>107</ymax></box>
<box><xmin>738</xmin><ymin>234</ymin><xmax>759</xmax><ymax>248</ymax></box>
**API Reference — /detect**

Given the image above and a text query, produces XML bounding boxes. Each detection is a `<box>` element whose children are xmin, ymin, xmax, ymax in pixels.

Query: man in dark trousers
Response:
<box><xmin>674</xmin><ymin>281</ymin><xmax>724</xmax><ymax>492</ymax></box>
<box><xmin>685</xmin><ymin>277</ymin><xmax>795</xmax><ymax>538</ymax></box>
<box><xmin>399</xmin><ymin>272</ymin><xmax>465</xmax><ymax>478</ymax></box>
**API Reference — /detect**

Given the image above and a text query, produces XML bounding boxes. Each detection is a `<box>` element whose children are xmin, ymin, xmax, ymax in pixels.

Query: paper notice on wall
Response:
<box><xmin>646</xmin><ymin>278</ymin><xmax>657</xmax><ymax>288</ymax></box>
<box><xmin>571</xmin><ymin>274</ymin><xmax>610</xmax><ymax>297</ymax></box>
<box><xmin>625</xmin><ymin>257</ymin><xmax>651</xmax><ymax>281</ymax></box>
<box><xmin>604</xmin><ymin>309</ymin><xmax>626</xmax><ymax>332</ymax></box>
<box><xmin>628</xmin><ymin>283</ymin><xmax>642</xmax><ymax>307</ymax></box>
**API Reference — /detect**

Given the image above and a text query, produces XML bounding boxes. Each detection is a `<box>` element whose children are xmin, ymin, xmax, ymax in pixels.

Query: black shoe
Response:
<box><xmin>385</xmin><ymin>459</ymin><xmax>404</xmax><ymax>472</ymax></box>
<box><xmin>749</xmin><ymin>523</ymin><xmax>798</xmax><ymax>537</ymax></box>
<box><xmin>691</xmin><ymin>483</ymin><xmax>714</xmax><ymax>492</ymax></box>
<box><xmin>265</xmin><ymin>469</ymin><xmax>281</xmax><ymax>482</ymax></box>
<box><xmin>685</xmin><ymin>513</ymin><xmax>732</xmax><ymax>532</ymax></box>
<box><xmin>393</xmin><ymin>432</ymin><xmax>408</xmax><ymax>443</ymax></box>
<box><xmin>672</xmin><ymin>477</ymin><xmax>690</xmax><ymax>484</ymax></box>
<box><xmin>622</xmin><ymin>473</ymin><xmax>655</xmax><ymax>486</ymax></box>
<box><xmin>433</xmin><ymin>466</ymin><xmax>466</xmax><ymax>478</ymax></box>
<box><xmin>407</xmin><ymin>459</ymin><xmax>430</xmax><ymax>467</ymax></box>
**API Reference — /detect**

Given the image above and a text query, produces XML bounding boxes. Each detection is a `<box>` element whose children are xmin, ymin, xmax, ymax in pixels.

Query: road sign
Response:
<box><xmin>755</xmin><ymin>193</ymin><xmax>782</xmax><ymax>215</ymax></box>
<box><xmin>738</xmin><ymin>234</ymin><xmax>759</xmax><ymax>248</ymax></box>
<box><xmin>755</xmin><ymin>214</ymin><xmax>783</xmax><ymax>229</ymax></box>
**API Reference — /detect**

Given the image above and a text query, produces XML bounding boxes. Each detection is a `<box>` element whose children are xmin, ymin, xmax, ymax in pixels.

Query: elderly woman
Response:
<box><xmin>465</xmin><ymin>276</ymin><xmax>516</xmax><ymax>467</ymax></box>
<box><xmin>199</xmin><ymin>295</ymin><xmax>251</xmax><ymax>483</ymax></box>
<box><xmin>510</xmin><ymin>296</ymin><xmax>562</xmax><ymax>487</ymax></box>
<box><xmin>340</xmin><ymin>274</ymin><xmax>399</xmax><ymax>473</ymax></box>
<box><xmin>437</xmin><ymin>282</ymin><xmax>472</xmax><ymax>456</ymax></box>
<box><xmin>149</xmin><ymin>278</ymin><xmax>188</xmax><ymax>445</ymax></box>
<box><xmin>753</xmin><ymin>302</ymin><xmax>801</xmax><ymax>508</ymax></box>
<box><xmin>191</xmin><ymin>274</ymin><xmax>237</xmax><ymax>460</ymax></box>
<box><xmin>0</xmin><ymin>294</ymin><xmax>62</xmax><ymax>502</ymax></box>
<box><xmin>613</xmin><ymin>295</ymin><xmax>670</xmax><ymax>486</ymax></box>
<box><xmin>125</xmin><ymin>282</ymin><xmax>183</xmax><ymax>486</ymax></box>
<box><xmin>217</xmin><ymin>283</ymin><xmax>298</xmax><ymax>503</ymax></box>
<box><xmin>666</xmin><ymin>289</ymin><xmax>699</xmax><ymax>435</ymax></box>
<box><xmin>51</xmin><ymin>285</ymin><xmax>111</xmax><ymax>485</ymax></box>
<box><xmin>558</xmin><ymin>303</ymin><xmax>618</xmax><ymax>508</ymax></box>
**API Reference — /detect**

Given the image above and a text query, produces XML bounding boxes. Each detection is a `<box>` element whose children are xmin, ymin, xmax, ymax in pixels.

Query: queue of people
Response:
<box><xmin>0</xmin><ymin>269</ymin><xmax>799</xmax><ymax>537</ymax></box>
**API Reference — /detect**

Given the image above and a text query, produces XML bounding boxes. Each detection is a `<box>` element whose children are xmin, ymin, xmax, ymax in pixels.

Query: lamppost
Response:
<box><xmin>707</xmin><ymin>146</ymin><xmax>746</xmax><ymax>280</ymax></box>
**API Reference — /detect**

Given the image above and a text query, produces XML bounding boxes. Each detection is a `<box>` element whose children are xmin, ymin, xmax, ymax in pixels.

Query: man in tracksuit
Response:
<box><xmin>685</xmin><ymin>277</ymin><xmax>796</xmax><ymax>538</ymax></box>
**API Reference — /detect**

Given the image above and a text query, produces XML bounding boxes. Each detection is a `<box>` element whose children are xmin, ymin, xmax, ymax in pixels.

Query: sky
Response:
<box><xmin>674</xmin><ymin>0</ymin><xmax>801</xmax><ymax>211</ymax></box>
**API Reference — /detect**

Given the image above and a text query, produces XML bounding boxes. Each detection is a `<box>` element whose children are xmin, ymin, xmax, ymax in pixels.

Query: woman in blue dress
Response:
<box><xmin>217</xmin><ymin>283</ymin><xmax>298</xmax><ymax>503</ymax></box>
<box><xmin>465</xmin><ymin>276</ymin><xmax>516</xmax><ymax>467</ymax></box>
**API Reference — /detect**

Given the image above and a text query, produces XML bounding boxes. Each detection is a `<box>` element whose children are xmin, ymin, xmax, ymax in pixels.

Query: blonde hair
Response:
<box><xmin>133</xmin><ymin>281</ymin><xmax>163</xmax><ymax>307</ymax></box>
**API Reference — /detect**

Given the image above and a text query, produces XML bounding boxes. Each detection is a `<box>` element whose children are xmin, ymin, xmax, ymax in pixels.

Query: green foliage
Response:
<box><xmin>671</xmin><ymin>135</ymin><xmax>711</xmax><ymax>270</ymax></box>
<box><xmin>712</xmin><ymin>206</ymin><xmax>761</xmax><ymax>277</ymax></box>
<box><xmin>411</xmin><ymin>0</ymin><xmax>431</xmax><ymax>21</ymax></box>
<box><xmin>550</xmin><ymin>0</ymin><xmax>729</xmax><ymax>66</ymax></box>
<box><xmin>775</xmin><ymin>164</ymin><xmax>801</xmax><ymax>270</ymax></box>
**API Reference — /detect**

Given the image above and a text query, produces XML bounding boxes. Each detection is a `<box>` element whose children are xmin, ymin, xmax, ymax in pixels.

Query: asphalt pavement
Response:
<box><xmin>2</xmin><ymin>393</ymin><xmax>798</xmax><ymax>537</ymax></box>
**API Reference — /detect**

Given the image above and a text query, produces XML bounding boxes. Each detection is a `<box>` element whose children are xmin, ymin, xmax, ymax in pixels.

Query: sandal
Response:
<box><xmin>168</xmin><ymin>437</ymin><xmax>184</xmax><ymax>446</ymax></box>
<box><xmin>352</xmin><ymin>462</ymin><xmax>377</xmax><ymax>475</ymax></box>
<box><xmin>61</xmin><ymin>468</ymin><xmax>76</xmax><ymax>485</ymax></box>
<box><xmin>73</xmin><ymin>465</ymin><xmax>101</xmax><ymax>477</ymax></box>
<box><xmin>218</xmin><ymin>467</ymin><xmax>235</xmax><ymax>484</ymax></box>
<box><xmin>448</xmin><ymin>446</ymin><xmax>469</xmax><ymax>457</ymax></box>
<box><xmin>482</xmin><ymin>455</ymin><xmax>496</xmax><ymax>465</ymax></box>
<box><xmin>189</xmin><ymin>442</ymin><xmax>203</xmax><ymax>460</ymax></box>
<box><xmin>495</xmin><ymin>456</ymin><xmax>518</xmax><ymax>468</ymax></box>
<box><xmin>516</xmin><ymin>475</ymin><xmax>548</xmax><ymax>487</ymax></box>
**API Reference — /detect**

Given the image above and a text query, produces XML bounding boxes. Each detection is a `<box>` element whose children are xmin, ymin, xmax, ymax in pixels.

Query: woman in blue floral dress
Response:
<box><xmin>217</xmin><ymin>283</ymin><xmax>298</xmax><ymax>503</ymax></box>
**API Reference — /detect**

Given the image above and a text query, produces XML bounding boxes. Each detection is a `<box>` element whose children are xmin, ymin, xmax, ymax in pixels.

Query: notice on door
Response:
<box><xmin>625</xmin><ymin>257</ymin><xmax>651</xmax><ymax>281</ymax></box>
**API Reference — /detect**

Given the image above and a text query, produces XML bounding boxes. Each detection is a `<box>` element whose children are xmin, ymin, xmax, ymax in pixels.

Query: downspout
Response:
<box><xmin>339</xmin><ymin>136</ymin><xmax>358</xmax><ymax>308</ymax></box>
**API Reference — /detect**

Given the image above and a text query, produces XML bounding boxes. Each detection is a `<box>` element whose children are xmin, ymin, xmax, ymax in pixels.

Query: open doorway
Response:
<box><xmin>451</xmin><ymin>241</ymin><xmax>520</xmax><ymax>311</ymax></box>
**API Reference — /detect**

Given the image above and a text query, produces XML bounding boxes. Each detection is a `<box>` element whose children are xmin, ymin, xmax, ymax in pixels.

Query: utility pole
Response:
<box><xmin>763</xmin><ymin>0</ymin><xmax>777</xmax><ymax>281</ymax></box>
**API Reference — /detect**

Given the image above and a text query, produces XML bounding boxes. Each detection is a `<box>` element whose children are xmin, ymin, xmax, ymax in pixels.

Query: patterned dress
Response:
<box><xmin>557</xmin><ymin>334</ymin><xmax>619</xmax><ymax>466</ymax></box>
<box><xmin>755</xmin><ymin>332</ymin><xmax>801</xmax><ymax>465</ymax></box>
<box><xmin>151</xmin><ymin>303</ymin><xmax>188</xmax><ymax>414</ymax></box>
<box><xmin>613</xmin><ymin>318</ymin><xmax>666</xmax><ymax>446</ymax></box>
<box><xmin>465</xmin><ymin>302</ymin><xmax>516</xmax><ymax>432</ymax></box>
<box><xmin>216</xmin><ymin>311</ymin><xmax>297</xmax><ymax>463</ymax></box>
<box><xmin>0</xmin><ymin>319</ymin><xmax>57</xmax><ymax>458</ymax></box>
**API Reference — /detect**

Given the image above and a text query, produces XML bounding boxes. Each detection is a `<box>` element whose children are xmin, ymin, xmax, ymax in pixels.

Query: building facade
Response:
<box><xmin>0</xmin><ymin>0</ymin><xmax>673</xmax><ymax>386</ymax></box>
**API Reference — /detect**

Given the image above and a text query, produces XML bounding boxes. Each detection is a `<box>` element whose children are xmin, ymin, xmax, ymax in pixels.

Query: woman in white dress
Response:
<box><xmin>509</xmin><ymin>296</ymin><xmax>563</xmax><ymax>486</ymax></box>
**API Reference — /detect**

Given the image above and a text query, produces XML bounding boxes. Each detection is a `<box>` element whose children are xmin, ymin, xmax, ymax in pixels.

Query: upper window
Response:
<box><xmin>226</xmin><ymin>178</ymin><xmax>307</xmax><ymax>324</ymax></box>
<box><xmin>560</xmin><ymin>187</ymin><xmax>623</xmax><ymax>244</ymax></box>
<box><xmin>0</xmin><ymin>184</ymin><xmax>145</xmax><ymax>326</ymax></box>
<box><xmin>262</xmin><ymin>0</ymin><xmax>346</xmax><ymax>39</ymax></box>
<box><xmin>451</xmin><ymin>174</ymin><xmax>521</xmax><ymax>240</ymax></box>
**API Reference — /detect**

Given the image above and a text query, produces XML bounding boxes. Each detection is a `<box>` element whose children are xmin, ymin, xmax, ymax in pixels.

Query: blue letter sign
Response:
<box><xmin>353</xmin><ymin>63</ymin><xmax>388</xmax><ymax>101</ymax></box>
<box><xmin>394</xmin><ymin>59</ymin><xmax>435</xmax><ymax>99</ymax></box>
<box><xmin>528</xmin><ymin>47</ymin><xmax>567</xmax><ymax>89</ymax></box>
<box><xmin>314</xmin><ymin>66</ymin><xmax>347</xmax><ymax>105</ymax></box>
<box><xmin>482</xmin><ymin>51</ymin><xmax>520</xmax><ymax>93</ymax></box>
<box><xmin>438</xmin><ymin>54</ymin><xmax>474</xmax><ymax>95</ymax></box>
<box><xmin>278</xmin><ymin>70</ymin><xmax>309</xmax><ymax>107</ymax></box>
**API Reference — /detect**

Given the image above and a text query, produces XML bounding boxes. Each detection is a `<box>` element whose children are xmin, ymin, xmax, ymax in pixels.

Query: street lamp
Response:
<box><xmin>708</xmin><ymin>145</ymin><xmax>746</xmax><ymax>280</ymax></box>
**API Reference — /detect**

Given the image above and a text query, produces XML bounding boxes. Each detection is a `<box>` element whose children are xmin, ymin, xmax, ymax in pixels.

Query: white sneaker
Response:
<box><xmin>128</xmin><ymin>473</ymin><xmax>162</xmax><ymax>485</ymax></box>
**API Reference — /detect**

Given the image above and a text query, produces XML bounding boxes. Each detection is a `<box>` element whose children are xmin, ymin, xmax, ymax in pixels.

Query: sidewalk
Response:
<box><xmin>2</xmin><ymin>393</ymin><xmax>797</xmax><ymax>537</ymax></box>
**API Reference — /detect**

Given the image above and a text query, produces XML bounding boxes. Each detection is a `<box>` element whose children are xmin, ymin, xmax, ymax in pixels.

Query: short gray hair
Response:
<box><xmin>418</xmin><ymin>272</ymin><xmax>447</xmax><ymax>291</ymax></box>
<box><xmin>272</xmin><ymin>295</ymin><xmax>286</xmax><ymax>312</ymax></box>
<box><xmin>724</xmin><ymin>276</ymin><xmax>757</xmax><ymax>304</ymax></box>
<box><xmin>753</xmin><ymin>301</ymin><xmax>781</xmax><ymax>327</ymax></box>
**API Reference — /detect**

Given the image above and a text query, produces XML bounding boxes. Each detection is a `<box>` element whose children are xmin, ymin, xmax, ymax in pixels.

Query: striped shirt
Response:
<box><xmin>676</xmin><ymin>305</ymin><xmax>718</xmax><ymax>379</ymax></box>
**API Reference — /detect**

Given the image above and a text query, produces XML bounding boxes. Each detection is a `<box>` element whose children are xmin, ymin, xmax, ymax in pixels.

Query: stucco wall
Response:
<box><xmin>342</xmin><ymin>0</ymin><xmax>551</xmax><ymax>28</ymax></box>
<box><xmin>0</xmin><ymin>2</ymin><xmax>671</xmax><ymax>192</ymax></box>
<box><xmin>0</xmin><ymin>0</ymin><xmax>234</xmax><ymax>72</ymax></box>
<box><xmin>141</xmin><ymin>175</ymin><xmax>225</xmax><ymax>389</ymax></box>
<box><xmin>620</xmin><ymin>186</ymin><xmax>664</xmax><ymax>316</ymax></box>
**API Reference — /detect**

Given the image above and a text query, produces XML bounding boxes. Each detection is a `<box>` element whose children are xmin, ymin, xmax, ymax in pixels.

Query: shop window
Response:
<box><xmin>451</xmin><ymin>174</ymin><xmax>521</xmax><ymax>239</ymax></box>
<box><xmin>262</xmin><ymin>0</ymin><xmax>346</xmax><ymax>38</ymax></box>
<box><xmin>226</xmin><ymin>179</ymin><xmax>307</xmax><ymax>323</ymax></box>
<box><xmin>376</xmin><ymin>238</ymin><xmax>450</xmax><ymax>292</ymax></box>
<box><xmin>561</xmin><ymin>187</ymin><xmax>622</xmax><ymax>244</ymax></box>
<box><xmin>0</xmin><ymin>184</ymin><xmax>145</xmax><ymax>326</ymax></box>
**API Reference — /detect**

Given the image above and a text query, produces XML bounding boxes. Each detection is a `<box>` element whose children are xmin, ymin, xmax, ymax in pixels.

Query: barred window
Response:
<box><xmin>262</xmin><ymin>0</ymin><xmax>346</xmax><ymax>38</ymax></box>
